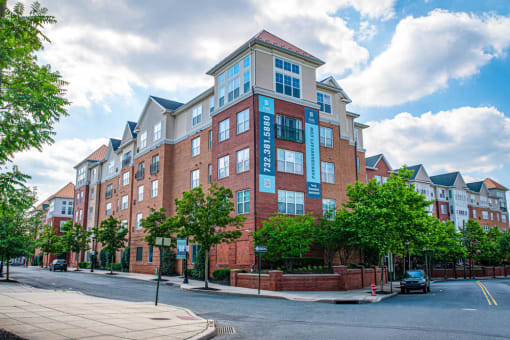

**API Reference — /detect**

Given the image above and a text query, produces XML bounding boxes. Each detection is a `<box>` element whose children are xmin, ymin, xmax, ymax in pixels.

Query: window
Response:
<box><xmin>497</xmin><ymin>214</ymin><xmax>500</xmax><ymax>222</ymax></box>
<box><xmin>60</xmin><ymin>220</ymin><xmax>66</xmax><ymax>232</ymax></box>
<box><xmin>228</xmin><ymin>78</ymin><xmax>240</xmax><ymax>102</ymax></box>
<box><xmin>91</xmin><ymin>168</ymin><xmax>97</xmax><ymax>181</ymax></box>
<box><xmin>322</xmin><ymin>199</ymin><xmax>336</xmax><ymax>217</ymax></box>
<box><xmin>151</xmin><ymin>180</ymin><xmax>158</xmax><ymax>197</ymax></box>
<box><xmin>148</xmin><ymin>246</ymin><xmax>153</xmax><ymax>264</ymax></box>
<box><xmin>89</xmin><ymin>207</ymin><xmax>93</xmax><ymax>219</ymax></box>
<box><xmin>276</xmin><ymin>114</ymin><xmax>303</xmax><ymax>143</ymax></box>
<box><xmin>243</xmin><ymin>55</ymin><xmax>250</xmax><ymax>68</ymax></box>
<box><xmin>228</xmin><ymin>63</ymin><xmax>239</xmax><ymax>78</ymax></box>
<box><xmin>68</xmin><ymin>204</ymin><xmax>73</xmax><ymax>215</ymax></box>
<box><xmin>61</xmin><ymin>204</ymin><xmax>66</xmax><ymax>215</ymax></box>
<box><xmin>484</xmin><ymin>225</ymin><xmax>490</xmax><ymax>232</ymax></box>
<box><xmin>208</xmin><ymin>164</ymin><xmax>212</xmax><ymax>184</ymax></box>
<box><xmin>121</xmin><ymin>195</ymin><xmax>128</xmax><ymax>210</ymax></box>
<box><xmin>321</xmin><ymin>162</ymin><xmax>335</xmax><ymax>183</ymax></box>
<box><xmin>191</xmin><ymin>169</ymin><xmax>200</xmax><ymax>189</ymax></box>
<box><xmin>191</xmin><ymin>137</ymin><xmax>200</xmax><ymax>156</ymax></box>
<box><xmin>136</xmin><ymin>247</ymin><xmax>143</xmax><ymax>261</ymax></box>
<box><xmin>153</xmin><ymin>122</ymin><xmax>162</xmax><ymax>141</ymax></box>
<box><xmin>237</xmin><ymin>109</ymin><xmax>249</xmax><ymax>134</ymax></box>
<box><xmin>136</xmin><ymin>213</ymin><xmax>142</xmax><ymax>230</ymax></box>
<box><xmin>79</xmin><ymin>209</ymin><xmax>83</xmax><ymax>221</ymax></box>
<box><xmin>75</xmin><ymin>211</ymin><xmax>79</xmax><ymax>220</ymax></box>
<box><xmin>192</xmin><ymin>105</ymin><xmax>202</xmax><ymax>127</ymax></box>
<box><xmin>278</xmin><ymin>190</ymin><xmax>304</xmax><ymax>215</ymax></box>
<box><xmin>219</xmin><ymin>73</ymin><xmax>225</xmax><ymax>85</ymax></box>
<box><xmin>122</xmin><ymin>172</ymin><xmax>129</xmax><ymax>186</ymax></box>
<box><xmin>219</xmin><ymin>87</ymin><xmax>225</xmax><ymax>107</ymax></box>
<box><xmin>140</xmin><ymin>131</ymin><xmax>147</xmax><ymax>149</ymax></box>
<box><xmin>90</xmin><ymin>188</ymin><xmax>94</xmax><ymax>200</ymax></box>
<box><xmin>209</xmin><ymin>97</ymin><xmax>214</xmax><ymax>115</ymax></box>
<box><xmin>105</xmin><ymin>203</ymin><xmax>112</xmax><ymax>216</ymax></box>
<box><xmin>218</xmin><ymin>155</ymin><xmax>229</xmax><ymax>179</ymax></box>
<box><xmin>473</xmin><ymin>209</ymin><xmax>477</xmax><ymax>218</ymax></box>
<box><xmin>236</xmin><ymin>148</ymin><xmax>249</xmax><ymax>173</ymax></box>
<box><xmin>208</xmin><ymin>130</ymin><xmax>212</xmax><ymax>149</ymax></box>
<box><xmin>317</xmin><ymin>92</ymin><xmax>332</xmax><ymax>114</ymax></box>
<box><xmin>192</xmin><ymin>245</ymin><xmax>200</xmax><ymax>264</ymax></box>
<box><xmin>491</xmin><ymin>212</ymin><xmax>494</xmax><ymax>220</ymax></box>
<box><xmin>319</xmin><ymin>126</ymin><xmax>333</xmax><ymax>147</ymax></box>
<box><xmin>138</xmin><ymin>185</ymin><xmax>144</xmax><ymax>202</ymax></box>
<box><xmin>277</xmin><ymin>149</ymin><xmax>303</xmax><ymax>175</ymax></box>
<box><xmin>120</xmin><ymin>220</ymin><xmax>127</xmax><ymax>230</ymax></box>
<box><xmin>503</xmin><ymin>215</ymin><xmax>507</xmax><ymax>223</ymax></box>
<box><xmin>482</xmin><ymin>211</ymin><xmax>489</xmax><ymax>219</ymax></box>
<box><xmin>219</xmin><ymin>118</ymin><xmax>230</xmax><ymax>142</ymax></box>
<box><xmin>274</xmin><ymin>57</ymin><xmax>300</xmax><ymax>98</ymax></box>
<box><xmin>441</xmin><ymin>205</ymin><xmax>447</xmax><ymax>215</ymax></box>
<box><xmin>122</xmin><ymin>151</ymin><xmax>132</xmax><ymax>167</ymax></box>
<box><xmin>80</xmin><ymin>191</ymin><xmax>83</xmax><ymax>202</ymax></box>
<box><xmin>243</xmin><ymin>71</ymin><xmax>250</xmax><ymax>93</ymax></box>
<box><xmin>151</xmin><ymin>154</ymin><xmax>159</xmax><ymax>174</ymax></box>
<box><xmin>237</xmin><ymin>190</ymin><xmax>250</xmax><ymax>214</ymax></box>
<box><xmin>136</xmin><ymin>162</ymin><xmax>145</xmax><ymax>180</ymax></box>
<box><xmin>77</xmin><ymin>167</ymin><xmax>86</xmax><ymax>186</ymax></box>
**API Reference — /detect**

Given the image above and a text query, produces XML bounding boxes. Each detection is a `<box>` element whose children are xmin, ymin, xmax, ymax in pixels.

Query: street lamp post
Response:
<box><xmin>183</xmin><ymin>238</ymin><xmax>189</xmax><ymax>284</ymax></box>
<box><xmin>90</xmin><ymin>237</ymin><xmax>97</xmax><ymax>273</ymax></box>
<box><xmin>423</xmin><ymin>247</ymin><xmax>428</xmax><ymax>281</ymax></box>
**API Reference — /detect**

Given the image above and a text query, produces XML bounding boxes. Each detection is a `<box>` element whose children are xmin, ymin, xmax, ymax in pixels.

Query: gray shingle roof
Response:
<box><xmin>406</xmin><ymin>165</ymin><xmax>422</xmax><ymax>181</ymax></box>
<box><xmin>150</xmin><ymin>96</ymin><xmax>183</xmax><ymax>111</ymax></box>
<box><xmin>430</xmin><ymin>172</ymin><xmax>459</xmax><ymax>187</ymax></box>
<box><xmin>467</xmin><ymin>181</ymin><xmax>484</xmax><ymax>193</ymax></box>
<box><xmin>365</xmin><ymin>154</ymin><xmax>382</xmax><ymax>169</ymax></box>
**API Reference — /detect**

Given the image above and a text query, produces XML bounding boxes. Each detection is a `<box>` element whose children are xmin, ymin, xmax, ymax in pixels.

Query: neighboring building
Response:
<box><xmin>406</xmin><ymin>165</ymin><xmax>435</xmax><ymax>215</ymax></box>
<box><xmin>72</xmin><ymin>29</ymin><xmax>368</xmax><ymax>274</ymax></box>
<box><xmin>467</xmin><ymin>178</ymin><xmax>509</xmax><ymax>232</ymax></box>
<box><xmin>365</xmin><ymin>154</ymin><xmax>392</xmax><ymax>183</ymax></box>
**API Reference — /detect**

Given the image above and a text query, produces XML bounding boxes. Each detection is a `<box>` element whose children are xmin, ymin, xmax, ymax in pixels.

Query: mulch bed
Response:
<box><xmin>0</xmin><ymin>329</ymin><xmax>26</xmax><ymax>340</ymax></box>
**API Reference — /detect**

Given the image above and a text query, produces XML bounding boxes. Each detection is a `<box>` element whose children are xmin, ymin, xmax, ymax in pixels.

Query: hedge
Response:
<box><xmin>212</xmin><ymin>269</ymin><xmax>230</xmax><ymax>281</ymax></box>
<box><xmin>78</xmin><ymin>261</ymin><xmax>88</xmax><ymax>269</ymax></box>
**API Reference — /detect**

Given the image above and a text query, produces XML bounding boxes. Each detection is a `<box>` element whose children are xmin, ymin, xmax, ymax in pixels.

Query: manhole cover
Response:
<box><xmin>217</xmin><ymin>326</ymin><xmax>236</xmax><ymax>335</ymax></box>
<box><xmin>150</xmin><ymin>317</ymin><xmax>170</xmax><ymax>320</ymax></box>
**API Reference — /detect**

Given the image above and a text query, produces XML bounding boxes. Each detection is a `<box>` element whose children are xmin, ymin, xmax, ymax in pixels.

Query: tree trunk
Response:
<box><xmin>110</xmin><ymin>253</ymin><xmax>114</xmax><ymax>274</ymax></box>
<box><xmin>6</xmin><ymin>258</ymin><xmax>10</xmax><ymax>281</ymax></box>
<box><xmin>46</xmin><ymin>253</ymin><xmax>49</xmax><ymax>268</ymax></box>
<box><xmin>380</xmin><ymin>254</ymin><xmax>384</xmax><ymax>292</ymax></box>
<box><xmin>204</xmin><ymin>248</ymin><xmax>209</xmax><ymax>289</ymax></box>
<box><xmin>0</xmin><ymin>256</ymin><xmax>3</xmax><ymax>277</ymax></box>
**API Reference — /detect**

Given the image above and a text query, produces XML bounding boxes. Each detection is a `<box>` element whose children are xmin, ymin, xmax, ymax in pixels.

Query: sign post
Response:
<box><xmin>254</xmin><ymin>245</ymin><xmax>267</xmax><ymax>295</ymax></box>
<box><xmin>177</xmin><ymin>238</ymin><xmax>188</xmax><ymax>284</ymax></box>
<box><xmin>155</xmin><ymin>237</ymin><xmax>172</xmax><ymax>306</ymax></box>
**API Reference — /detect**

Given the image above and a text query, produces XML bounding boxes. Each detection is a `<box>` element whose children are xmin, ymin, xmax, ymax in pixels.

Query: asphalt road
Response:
<box><xmin>5</xmin><ymin>267</ymin><xmax>510</xmax><ymax>339</ymax></box>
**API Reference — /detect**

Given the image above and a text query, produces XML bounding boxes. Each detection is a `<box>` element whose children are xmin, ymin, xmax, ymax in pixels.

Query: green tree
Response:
<box><xmin>36</xmin><ymin>224</ymin><xmax>61</xmax><ymax>269</ymax></box>
<box><xmin>254</xmin><ymin>213</ymin><xmax>316</xmax><ymax>271</ymax></box>
<box><xmin>497</xmin><ymin>232</ymin><xmax>510</xmax><ymax>276</ymax></box>
<box><xmin>93</xmin><ymin>216</ymin><xmax>128</xmax><ymax>274</ymax></box>
<box><xmin>175</xmin><ymin>184</ymin><xmax>245</xmax><ymax>288</ymax></box>
<box><xmin>0</xmin><ymin>214</ymin><xmax>26</xmax><ymax>279</ymax></box>
<box><xmin>464</xmin><ymin>219</ymin><xmax>485</xmax><ymax>278</ymax></box>
<box><xmin>121</xmin><ymin>246</ymin><xmax>130</xmax><ymax>272</ymax></box>
<box><xmin>60</xmin><ymin>220</ymin><xmax>90</xmax><ymax>270</ymax></box>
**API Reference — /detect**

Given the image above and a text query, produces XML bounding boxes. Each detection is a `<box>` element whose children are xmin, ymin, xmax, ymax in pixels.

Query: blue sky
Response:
<box><xmin>10</xmin><ymin>0</ymin><xmax>510</xmax><ymax>203</ymax></box>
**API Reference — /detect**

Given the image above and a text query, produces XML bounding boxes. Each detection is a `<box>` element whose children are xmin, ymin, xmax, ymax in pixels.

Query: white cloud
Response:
<box><xmin>11</xmin><ymin>138</ymin><xmax>108</xmax><ymax>204</ymax></box>
<box><xmin>343</xmin><ymin>10</ymin><xmax>510</xmax><ymax>107</ymax></box>
<box><xmin>358</xmin><ymin>21</ymin><xmax>377</xmax><ymax>41</ymax></box>
<box><xmin>364</xmin><ymin>106</ymin><xmax>510</xmax><ymax>178</ymax></box>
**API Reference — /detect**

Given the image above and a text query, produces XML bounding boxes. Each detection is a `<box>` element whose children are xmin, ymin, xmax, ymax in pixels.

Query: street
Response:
<box><xmin>7</xmin><ymin>267</ymin><xmax>510</xmax><ymax>339</ymax></box>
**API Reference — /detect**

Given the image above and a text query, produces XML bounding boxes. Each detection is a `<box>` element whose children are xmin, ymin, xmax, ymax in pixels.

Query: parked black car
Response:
<box><xmin>50</xmin><ymin>259</ymin><xmax>67</xmax><ymax>272</ymax></box>
<box><xmin>400</xmin><ymin>270</ymin><xmax>430</xmax><ymax>293</ymax></box>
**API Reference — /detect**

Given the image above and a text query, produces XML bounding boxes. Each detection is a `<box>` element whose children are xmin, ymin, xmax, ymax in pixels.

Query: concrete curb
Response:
<box><xmin>188</xmin><ymin>320</ymin><xmax>216</xmax><ymax>340</ymax></box>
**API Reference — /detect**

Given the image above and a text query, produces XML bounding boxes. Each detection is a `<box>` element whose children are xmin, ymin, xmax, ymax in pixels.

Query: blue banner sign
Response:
<box><xmin>176</xmin><ymin>238</ymin><xmax>187</xmax><ymax>260</ymax></box>
<box><xmin>305</xmin><ymin>108</ymin><xmax>321</xmax><ymax>198</ymax></box>
<box><xmin>259</xmin><ymin>96</ymin><xmax>275</xmax><ymax>193</ymax></box>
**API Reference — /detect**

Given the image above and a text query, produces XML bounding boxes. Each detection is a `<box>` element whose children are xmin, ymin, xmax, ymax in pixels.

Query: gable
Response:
<box><xmin>415</xmin><ymin>166</ymin><xmax>431</xmax><ymax>182</ymax></box>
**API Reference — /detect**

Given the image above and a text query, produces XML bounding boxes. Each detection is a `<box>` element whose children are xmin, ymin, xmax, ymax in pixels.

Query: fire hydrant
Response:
<box><xmin>371</xmin><ymin>283</ymin><xmax>376</xmax><ymax>296</ymax></box>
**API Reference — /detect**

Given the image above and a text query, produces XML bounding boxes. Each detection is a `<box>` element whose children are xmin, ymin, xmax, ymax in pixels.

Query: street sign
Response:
<box><xmin>176</xmin><ymin>238</ymin><xmax>187</xmax><ymax>260</ymax></box>
<box><xmin>255</xmin><ymin>245</ymin><xmax>267</xmax><ymax>252</ymax></box>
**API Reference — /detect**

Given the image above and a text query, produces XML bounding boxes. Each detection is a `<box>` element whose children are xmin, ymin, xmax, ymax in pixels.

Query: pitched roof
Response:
<box><xmin>365</xmin><ymin>154</ymin><xmax>383</xmax><ymax>169</ymax></box>
<box><xmin>110</xmin><ymin>138</ymin><xmax>121</xmax><ymax>152</ymax></box>
<box><xmin>86</xmin><ymin>145</ymin><xmax>107</xmax><ymax>161</ymax></box>
<box><xmin>484</xmin><ymin>178</ymin><xmax>508</xmax><ymax>191</ymax></box>
<box><xmin>467</xmin><ymin>181</ymin><xmax>484</xmax><ymax>193</ymax></box>
<box><xmin>254</xmin><ymin>30</ymin><xmax>321</xmax><ymax>62</ymax></box>
<box><xmin>430</xmin><ymin>172</ymin><xmax>460</xmax><ymax>187</ymax></box>
<box><xmin>48</xmin><ymin>182</ymin><xmax>75</xmax><ymax>200</ymax></box>
<box><xmin>150</xmin><ymin>96</ymin><xmax>183</xmax><ymax>111</ymax></box>
<box><xmin>127</xmin><ymin>121</ymin><xmax>137</xmax><ymax>138</ymax></box>
<box><xmin>407</xmin><ymin>165</ymin><xmax>423</xmax><ymax>181</ymax></box>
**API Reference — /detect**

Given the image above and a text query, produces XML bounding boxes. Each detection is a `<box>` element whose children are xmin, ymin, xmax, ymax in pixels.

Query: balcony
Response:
<box><xmin>105</xmin><ymin>190</ymin><xmax>112</xmax><ymax>199</ymax></box>
<box><xmin>150</xmin><ymin>162</ymin><xmax>159</xmax><ymax>174</ymax></box>
<box><xmin>276</xmin><ymin>124</ymin><xmax>304</xmax><ymax>143</ymax></box>
<box><xmin>135</xmin><ymin>169</ymin><xmax>144</xmax><ymax>180</ymax></box>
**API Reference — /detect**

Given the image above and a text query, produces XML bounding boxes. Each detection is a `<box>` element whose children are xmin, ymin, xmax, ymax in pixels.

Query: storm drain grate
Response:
<box><xmin>216</xmin><ymin>326</ymin><xmax>236</xmax><ymax>335</ymax></box>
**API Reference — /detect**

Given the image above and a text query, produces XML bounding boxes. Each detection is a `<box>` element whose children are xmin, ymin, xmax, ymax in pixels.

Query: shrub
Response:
<box><xmin>86</xmin><ymin>263</ymin><xmax>91</xmax><ymax>268</ymax></box>
<box><xmin>112</xmin><ymin>263</ymin><xmax>121</xmax><ymax>271</ymax></box>
<box><xmin>78</xmin><ymin>261</ymin><xmax>88</xmax><ymax>269</ymax></box>
<box><xmin>212</xmin><ymin>269</ymin><xmax>231</xmax><ymax>281</ymax></box>
<box><xmin>99</xmin><ymin>249</ymin><xmax>107</xmax><ymax>268</ymax></box>
<box><xmin>186</xmin><ymin>269</ymin><xmax>193</xmax><ymax>278</ymax></box>
<box><xmin>191</xmin><ymin>247</ymin><xmax>206</xmax><ymax>280</ymax></box>
<box><xmin>161</xmin><ymin>250</ymin><xmax>176</xmax><ymax>275</ymax></box>
<box><xmin>121</xmin><ymin>247</ymin><xmax>130</xmax><ymax>272</ymax></box>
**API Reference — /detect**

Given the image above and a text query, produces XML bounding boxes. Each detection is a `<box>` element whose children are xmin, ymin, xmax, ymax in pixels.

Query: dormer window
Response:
<box><xmin>192</xmin><ymin>105</ymin><xmax>202</xmax><ymax>127</ymax></box>
<box><xmin>317</xmin><ymin>92</ymin><xmax>332</xmax><ymax>114</ymax></box>
<box><xmin>108</xmin><ymin>161</ymin><xmax>115</xmax><ymax>174</ymax></box>
<box><xmin>275</xmin><ymin>57</ymin><xmax>300</xmax><ymax>99</ymax></box>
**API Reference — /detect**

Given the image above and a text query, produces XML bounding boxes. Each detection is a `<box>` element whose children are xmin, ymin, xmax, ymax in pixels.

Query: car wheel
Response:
<box><xmin>401</xmin><ymin>287</ymin><xmax>405</xmax><ymax>294</ymax></box>
<box><xmin>423</xmin><ymin>287</ymin><xmax>427</xmax><ymax>294</ymax></box>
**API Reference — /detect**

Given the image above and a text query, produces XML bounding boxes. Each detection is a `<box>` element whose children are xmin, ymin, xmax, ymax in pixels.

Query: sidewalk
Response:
<box><xmin>0</xmin><ymin>281</ymin><xmax>215</xmax><ymax>340</ymax></box>
<box><xmin>64</xmin><ymin>267</ymin><xmax>398</xmax><ymax>304</ymax></box>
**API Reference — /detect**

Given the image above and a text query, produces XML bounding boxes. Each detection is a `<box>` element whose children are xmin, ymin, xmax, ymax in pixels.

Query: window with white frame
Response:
<box><xmin>321</xmin><ymin>162</ymin><xmax>335</xmax><ymax>183</ymax></box>
<box><xmin>208</xmin><ymin>164</ymin><xmax>212</xmax><ymax>183</ymax></box>
<box><xmin>88</xmin><ymin>207</ymin><xmax>93</xmax><ymax>219</ymax></box>
<box><xmin>79</xmin><ymin>209</ymin><xmax>83</xmax><ymax>221</ymax></box>
<box><xmin>108</xmin><ymin>161</ymin><xmax>115</xmax><ymax>174</ymax></box>
<box><xmin>237</xmin><ymin>109</ymin><xmax>249</xmax><ymax>134</ymax></box>
<box><xmin>482</xmin><ymin>210</ymin><xmax>489</xmax><ymax>219</ymax></box>
<box><xmin>243</xmin><ymin>55</ymin><xmax>250</xmax><ymax>68</ymax></box>
<box><xmin>218</xmin><ymin>155</ymin><xmax>229</xmax><ymax>179</ymax></box>
<box><xmin>441</xmin><ymin>205</ymin><xmax>447</xmax><ymax>214</ymax></box>
<box><xmin>122</xmin><ymin>172</ymin><xmax>129</xmax><ymax>186</ymax></box>
<box><xmin>68</xmin><ymin>202</ymin><xmax>73</xmax><ymax>215</ymax></box>
<box><xmin>503</xmin><ymin>214</ymin><xmax>507</xmax><ymax>223</ymax></box>
<box><xmin>140</xmin><ymin>131</ymin><xmax>147</xmax><ymax>149</ymax></box>
<box><xmin>153</xmin><ymin>122</ymin><xmax>161</xmax><ymax>141</ymax></box>
<box><xmin>80</xmin><ymin>191</ymin><xmax>84</xmax><ymax>202</ymax></box>
<box><xmin>91</xmin><ymin>168</ymin><xmax>97</xmax><ymax>181</ymax></box>
<box><xmin>136</xmin><ymin>213</ymin><xmax>142</xmax><ymax>229</ymax></box>
<box><xmin>472</xmin><ymin>209</ymin><xmax>477</xmax><ymax>218</ymax></box>
<box><xmin>491</xmin><ymin>212</ymin><xmax>494</xmax><ymax>220</ymax></box>
<box><xmin>277</xmin><ymin>149</ymin><xmax>303</xmax><ymax>175</ymax></box>
<box><xmin>319</xmin><ymin>126</ymin><xmax>333</xmax><ymax>147</ymax></box>
<box><xmin>61</xmin><ymin>201</ymin><xmax>66</xmax><ymax>214</ymax></box>
<box><xmin>228</xmin><ymin>63</ymin><xmax>239</xmax><ymax>78</ymax></box>
<box><xmin>322</xmin><ymin>199</ymin><xmax>336</xmax><ymax>217</ymax></box>
<box><xmin>228</xmin><ymin>78</ymin><xmax>240</xmax><ymax>102</ymax></box>
<box><xmin>90</xmin><ymin>187</ymin><xmax>94</xmax><ymax>200</ymax></box>
<box><xmin>192</xmin><ymin>105</ymin><xmax>202</xmax><ymax>127</ymax></box>
<box><xmin>236</xmin><ymin>148</ymin><xmax>249</xmax><ymax>173</ymax></box>
<box><xmin>208</xmin><ymin>130</ymin><xmax>212</xmax><ymax>149</ymax></box>
<box><xmin>75</xmin><ymin>211</ymin><xmax>79</xmax><ymax>220</ymax></box>
<box><xmin>151</xmin><ymin>180</ymin><xmax>158</xmax><ymax>197</ymax></box>
<box><xmin>77</xmin><ymin>167</ymin><xmax>86</xmax><ymax>185</ymax></box>
<box><xmin>274</xmin><ymin>57</ymin><xmax>300</xmax><ymax>98</ymax></box>
<box><xmin>243</xmin><ymin>71</ymin><xmax>250</xmax><ymax>93</ymax></box>
<box><xmin>120</xmin><ymin>220</ymin><xmax>127</xmax><ymax>230</ymax></box>
<box><xmin>278</xmin><ymin>190</ymin><xmax>304</xmax><ymax>215</ymax></box>
<box><xmin>60</xmin><ymin>220</ymin><xmax>66</xmax><ymax>232</ymax></box>
<box><xmin>105</xmin><ymin>203</ymin><xmax>112</xmax><ymax>216</ymax></box>
<box><xmin>209</xmin><ymin>97</ymin><xmax>214</xmax><ymax>115</ymax></box>
<box><xmin>317</xmin><ymin>92</ymin><xmax>332</xmax><ymax>114</ymax></box>
<box><xmin>191</xmin><ymin>137</ymin><xmax>200</xmax><ymax>157</ymax></box>
<box><xmin>138</xmin><ymin>185</ymin><xmax>143</xmax><ymax>202</ymax></box>
<box><xmin>497</xmin><ymin>214</ymin><xmax>500</xmax><ymax>222</ymax></box>
<box><xmin>121</xmin><ymin>195</ymin><xmax>128</xmax><ymax>210</ymax></box>
<box><xmin>191</xmin><ymin>169</ymin><xmax>200</xmax><ymax>189</ymax></box>
<box><xmin>237</xmin><ymin>190</ymin><xmax>250</xmax><ymax>214</ymax></box>
<box><xmin>484</xmin><ymin>225</ymin><xmax>490</xmax><ymax>232</ymax></box>
<box><xmin>219</xmin><ymin>73</ymin><xmax>225</xmax><ymax>85</ymax></box>
<box><xmin>219</xmin><ymin>87</ymin><xmax>225</xmax><ymax>107</ymax></box>
<box><xmin>219</xmin><ymin>118</ymin><xmax>230</xmax><ymax>142</ymax></box>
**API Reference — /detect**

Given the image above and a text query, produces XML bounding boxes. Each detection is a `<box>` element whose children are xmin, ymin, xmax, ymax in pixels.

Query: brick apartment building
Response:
<box><xmin>70</xmin><ymin>30</ymin><xmax>368</xmax><ymax>275</ymax></box>
<box><xmin>365</xmin><ymin>154</ymin><xmax>392</xmax><ymax>183</ymax></box>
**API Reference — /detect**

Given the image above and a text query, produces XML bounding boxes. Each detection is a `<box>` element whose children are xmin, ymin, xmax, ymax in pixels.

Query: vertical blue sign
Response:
<box><xmin>305</xmin><ymin>108</ymin><xmax>321</xmax><ymax>198</ymax></box>
<box><xmin>258</xmin><ymin>96</ymin><xmax>275</xmax><ymax>193</ymax></box>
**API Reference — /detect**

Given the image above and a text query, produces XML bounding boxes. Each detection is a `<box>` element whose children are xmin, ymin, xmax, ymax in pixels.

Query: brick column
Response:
<box><xmin>332</xmin><ymin>265</ymin><xmax>347</xmax><ymax>290</ymax></box>
<box><xmin>230</xmin><ymin>269</ymin><xmax>243</xmax><ymax>287</ymax></box>
<box><xmin>268</xmin><ymin>270</ymin><xmax>283</xmax><ymax>291</ymax></box>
